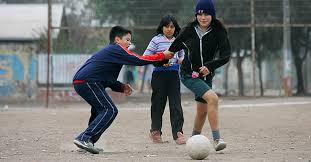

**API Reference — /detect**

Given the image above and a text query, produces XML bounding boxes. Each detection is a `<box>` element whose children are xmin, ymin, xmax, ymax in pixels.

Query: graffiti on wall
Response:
<box><xmin>37</xmin><ymin>54</ymin><xmax>90</xmax><ymax>84</ymax></box>
<box><xmin>0</xmin><ymin>53</ymin><xmax>37</xmax><ymax>97</ymax></box>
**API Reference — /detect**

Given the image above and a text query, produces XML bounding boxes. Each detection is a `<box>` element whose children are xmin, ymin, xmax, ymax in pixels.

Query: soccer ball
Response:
<box><xmin>186</xmin><ymin>135</ymin><xmax>211</xmax><ymax>160</ymax></box>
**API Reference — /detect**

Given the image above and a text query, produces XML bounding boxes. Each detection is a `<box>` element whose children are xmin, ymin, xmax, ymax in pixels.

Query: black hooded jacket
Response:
<box><xmin>169</xmin><ymin>19</ymin><xmax>231</xmax><ymax>80</ymax></box>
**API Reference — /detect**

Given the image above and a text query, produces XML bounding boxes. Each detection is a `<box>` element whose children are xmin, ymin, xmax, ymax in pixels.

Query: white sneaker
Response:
<box><xmin>214</xmin><ymin>139</ymin><xmax>227</xmax><ymax>151</ymax></box>
<box><xmin>73</xmin><ymin>139</ymin><xmax>100</xmax><ymax>154</ymax></box>
<box><xmin>92</xmin><ymin>143</ymin><xmax>103</xmax><ymax>152</ymax></box>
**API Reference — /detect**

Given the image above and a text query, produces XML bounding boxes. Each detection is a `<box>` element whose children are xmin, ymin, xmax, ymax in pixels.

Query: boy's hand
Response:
<box><xmin>123</xmin><ymin>84</ymin><xmax>133</xmax><ymax>96</ymax></box>
<box><xmin>163</xmin><ymin>50</ymin><xmax>174</xmax><ymax>59</ymax></box>
<box><xmin>163</xmin><ymin>63</ymin><xmax>170</xmax><ymax>67</ymax></box>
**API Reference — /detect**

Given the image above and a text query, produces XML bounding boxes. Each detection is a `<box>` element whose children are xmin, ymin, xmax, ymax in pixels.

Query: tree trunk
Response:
<box><xmin>236</xmin><ymin>55</ymin><xmax>244</xmax><ymax>96</ymax></box>
<box><xmin>294</xmin><ymin>57</ymin><xmax>305</xmax><ymax>95</ymax></box>
<box><xmin>256</xmin><ymin>51</ymin><xmax>264</xmax><ymax>96</ymax></box>
<box><xmin>224</xmin><ymin>63</ymin><xmax>230</xmax><ymax>96</ymax></box>
<box><xmin>291</xmin><ymin>27</ymin><xmax>311</xmax><ymax>96</ymax></box>
<box><xmin>258</xmin><ymin>62</ymin><xmax>264</xmax><ymax>96</ymax></box>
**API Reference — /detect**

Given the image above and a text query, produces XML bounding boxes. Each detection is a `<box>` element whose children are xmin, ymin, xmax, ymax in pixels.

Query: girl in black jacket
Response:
<box><xmin>168</xmin><ymin>0</ymin><xmax>231</xmax><ymax>151</ymax></box>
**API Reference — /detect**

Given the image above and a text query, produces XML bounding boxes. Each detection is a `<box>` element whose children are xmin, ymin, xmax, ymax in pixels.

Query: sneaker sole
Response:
<box><xmin>95</xmin><ymin>147</ymin><xmax>104</xmax><ymax>152</ymax></box>
<box><xmin>175</xmin><ymin>141</ymin><xmax>186</xmax><ymax>145</ymax></box>
<box><xmin>74</xmin><ymin>140</ymin><xmax>100</xmax><ymax>154</ymax></box>
<box><xmin>175</xmin><ymin>139</ymin><xmax>186</xmax><ymax>145</ymax></box>
<box><xmin>215</xmin><ymin>143</ymin><xmax>227</xmax><ymax>151</ymax></box>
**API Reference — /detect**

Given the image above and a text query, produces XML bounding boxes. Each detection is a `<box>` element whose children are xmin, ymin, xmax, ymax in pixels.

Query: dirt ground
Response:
<box><xmin>1</xmin><ymin>95</ymin><xmax>311</xmax><ymax>162</ymax></box>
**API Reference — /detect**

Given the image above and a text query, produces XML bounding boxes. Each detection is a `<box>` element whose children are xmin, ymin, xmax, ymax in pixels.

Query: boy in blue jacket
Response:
<box><xmin>72</xmin><ymin>26</ymin><xmax>173</xmax><ymax>154</ymax></box>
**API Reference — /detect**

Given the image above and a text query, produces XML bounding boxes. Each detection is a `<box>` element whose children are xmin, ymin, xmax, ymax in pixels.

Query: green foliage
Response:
<box><xmin>254</xmin><ymin>0</ymin><xmax>283</xmax><ymax>24</ymax></box>
<box><xmin>53</xmin><ymin>31</ymin><xmax>109</xmax><ymax>54</ymax></box>
<box><xmin>37</xmin><ymin>28</ymin><xmax>109</xmax><ymax>54</ymax></box>
<box><xmin>291</xmin><ymin>0</ymin><xmax>311</xmax><ymax>24</ymax></box>
<box><xmin>255</xmin><ymin>27</ymin><xmax>283</xmax><ymax>60</ymax></box>
<box><xmin>217</xmin><ymin>0</ymin><xmax>250</xmax><ymax>25</ymax></box>
<box><xmin>228</xmin><ymin>28</ymin><xmax>251</xmax><ymax>54</ymax></box>
<box><xmin>88</xmin><ymin>0</ymin><xmax>198</xmax><ymax>53</ymax></box>
<box><xmin>131</xmin><ymin>29</ymin><xmax>154</xmax><ymax>54</ymax></box>
<box><xmin>89</xmin><ymin>0</ymin><xmax>190</xmax><ymax>26</ymax></box>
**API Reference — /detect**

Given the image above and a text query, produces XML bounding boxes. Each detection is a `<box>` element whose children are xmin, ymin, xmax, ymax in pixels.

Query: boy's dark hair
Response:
<box><xmin>109</xmin><ymin>26</ymin><xmax>132</xmax><ymax>43</ymax></box>
<box><xmin>156</xmin><ymin>15</ymin><xmax>181</xmax><ymax>37</ymax></box>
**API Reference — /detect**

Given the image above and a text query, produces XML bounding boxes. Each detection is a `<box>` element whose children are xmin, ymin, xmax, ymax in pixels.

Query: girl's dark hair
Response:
<box><xmin>156</xmin><ymin>15</ymin><xmax>181</xmax><ymax>37</ymax></box>
<box><xmin>109</xmin><ymin>26</ymin><xmax>132</xmax><ymax>43</ymax></box>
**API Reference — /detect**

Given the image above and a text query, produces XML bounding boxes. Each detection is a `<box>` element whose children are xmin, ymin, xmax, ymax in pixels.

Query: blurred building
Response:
<box><xmin>0</xmin><ymin>4</ymin><xmax>64</xmax><ymax>100</ymax></box>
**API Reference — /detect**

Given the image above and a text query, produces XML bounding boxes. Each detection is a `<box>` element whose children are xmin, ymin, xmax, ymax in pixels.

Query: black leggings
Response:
<box><xmin>150</xmin><ymin>71</ymin><xmax>184</xmax><ymax>140</ymax></box>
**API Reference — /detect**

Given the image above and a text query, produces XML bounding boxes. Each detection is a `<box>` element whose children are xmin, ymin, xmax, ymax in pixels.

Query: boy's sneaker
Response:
<box><xmin>175</xmin><ymin>132</ymin><xmax>186</xmax><ymax>145</ymax></box>
<box><xmin>92</xmin><ymin>143</ymin><xmax>104</xmax><ymax>152</ymax></box>
<box><xmin>77</xmin><ymin>145</ymin><xmax>103</xmax><ymax>153</ymax></box>
<box><xmin>94</xmin><ymin>146</ymin><xmax>103</xmax><ymax>152</ymax></box>
<box><xmin>214</xmin><ymin>139</ymin><xmax>227</xmax><ymax>151</ymax></box>
<box><xmin>74</xmin><ymin>139</ymin><xmax>100</xmax><ymax>154</ymax></box>
<box><xmin>149</xmin><ymin>130</ymin><xmax>163</xmax><ymax>143</ymax></box>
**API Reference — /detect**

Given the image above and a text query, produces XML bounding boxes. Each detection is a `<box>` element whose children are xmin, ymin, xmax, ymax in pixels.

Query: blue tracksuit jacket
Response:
<box><xmin>73</xmin><ymin>43</ymin><xmax>165</xmax><ymax>92</ymax></box>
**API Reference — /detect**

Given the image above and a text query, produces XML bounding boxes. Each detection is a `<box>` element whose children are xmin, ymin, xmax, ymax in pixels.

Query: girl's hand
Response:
<box><xmin>199</xmin><ymin>66</ymin><xmax>210</xmax><ymax>77</ymax></box>
<box><xmin>177</xmin><ymin>58</ymin><xmax>183</xmax><ymax>64</ymax></box>
<box><xmin>123</xmin><ymin>84</ymin><xmax>134</xmax><ymax>96</ymax></box>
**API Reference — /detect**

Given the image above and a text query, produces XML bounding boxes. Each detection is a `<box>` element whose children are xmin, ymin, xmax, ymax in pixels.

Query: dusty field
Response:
<box><xmin>0</xmin><ymin>96</ymin><xmax>311</xmax><ymax>162</ymax></box>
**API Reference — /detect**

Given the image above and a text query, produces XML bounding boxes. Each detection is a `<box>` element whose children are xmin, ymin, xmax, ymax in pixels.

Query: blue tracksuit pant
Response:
<box><xmin>73</xmin><ymin>81</ymin><xmax>118</xmax><ymax>143</ymax></box>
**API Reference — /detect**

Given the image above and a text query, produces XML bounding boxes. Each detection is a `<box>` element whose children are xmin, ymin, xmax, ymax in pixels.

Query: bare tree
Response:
<box><xmin>291</xmin><ymin>27</ymin><xmax>311</xmax><ymax>95</ymax></box>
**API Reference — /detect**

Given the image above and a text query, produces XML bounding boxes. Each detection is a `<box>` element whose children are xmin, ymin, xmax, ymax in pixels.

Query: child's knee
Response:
<box><xmin>109</xmin><ymin>106</ymin><xmax>118</xmax><ymax>116</ymax></box>
<box><xmin>113</xmin><ymin>108</ymin><xmax>119</xmax><ymax>116</ymax></box>
<box><xmin>197</xmin><ymin>111</ymin><xmax>207</xmax><ymax>118</ymax></box>
<box><xmin>203</xmin><ymin>91</ymin><xmax>218</xmax><ymax>104</ymax></box>
<box><xmin>209</xmin><ymin>95</ymin><xmax>219</xmax><ymax>104</ymax></box>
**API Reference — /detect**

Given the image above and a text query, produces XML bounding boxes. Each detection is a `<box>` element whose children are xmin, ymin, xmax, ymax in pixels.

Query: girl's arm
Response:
<box><xmin>203</xmin><ymin>29</ymin><xmax>231</xmax><ymax>72</ymax></box>
<box><xmin>168</xmin><ymin>27</ymin><xmax>189</xmax><ymax>53</ymax></box>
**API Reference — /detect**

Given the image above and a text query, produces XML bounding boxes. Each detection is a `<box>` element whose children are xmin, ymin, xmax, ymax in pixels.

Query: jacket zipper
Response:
<box><xmin>199</xmin><ymin>39</ymin><xmax>206</xmax><ymax>80</ymax></box>
<box><xmin>196</xmin><ymin>26</ymin><xmax>211</xmax><ymax>80</ymax></box>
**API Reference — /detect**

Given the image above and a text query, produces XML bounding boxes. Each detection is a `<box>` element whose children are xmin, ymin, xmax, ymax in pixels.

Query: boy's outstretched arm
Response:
<box><xmin>110</xmin><ymin>45</ymin><xmax>173</xmax><ymax>66</ymax></box>
<box><xmin>138</xmin><ymin>50</ymin><xmax>173</xmax><ymax>60</ymax></box>
<box><xmin>152</xmin><ymin>50</ymin><xmax>175</xmax><ymax>67</ymax></box>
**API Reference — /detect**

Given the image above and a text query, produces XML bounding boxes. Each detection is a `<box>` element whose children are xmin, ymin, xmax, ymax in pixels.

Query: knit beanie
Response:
<box><xmin>195</xmin><ymin>0</ymin><xmax>216</xmax><ymax>18</ymax></box>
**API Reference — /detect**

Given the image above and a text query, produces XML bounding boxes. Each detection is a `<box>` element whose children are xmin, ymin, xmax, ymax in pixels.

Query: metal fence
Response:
<box><xmin>44</xmin><ymin>0</ymin><xmax>311</xmax><ymax>100</ymax></box>
<box><xmin>5</xmin><ymin>0</ymin><xmax>311</xmax><ymax>104</ymax></box>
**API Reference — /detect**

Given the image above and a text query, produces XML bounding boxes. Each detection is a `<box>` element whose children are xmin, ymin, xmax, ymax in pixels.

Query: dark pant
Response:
<box><xmin>74</xmin><ymin>82</ymin><xmax>118</xmax><ymax>143</ymax></box>
<box><xmin>150</xmin><ymin>71</ymin><xmax>184</xmax><ymax>140</ymax></box>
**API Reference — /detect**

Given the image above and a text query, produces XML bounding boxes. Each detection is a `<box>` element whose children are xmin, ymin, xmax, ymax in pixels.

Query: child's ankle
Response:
<box><xmin>192</xmin><ymin>130</ymin><xmax>201</xmax><ymax>136</ymax></box>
